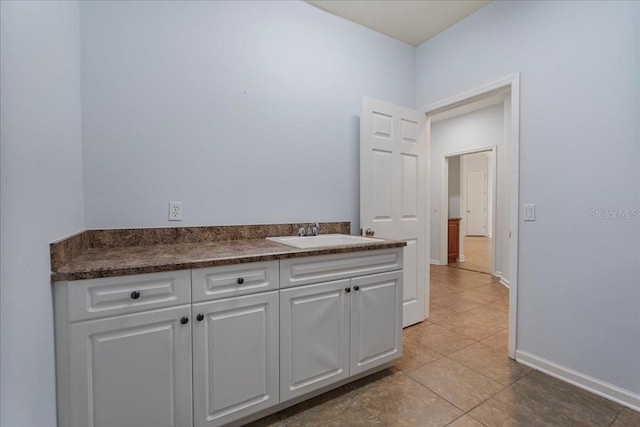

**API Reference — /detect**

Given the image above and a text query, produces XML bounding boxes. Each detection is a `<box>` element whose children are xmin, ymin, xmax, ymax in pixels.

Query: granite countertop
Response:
<box><xmin>51</xmin><ymin>224</ymin><xmax>405</xmax><ymax>282</ymax></box>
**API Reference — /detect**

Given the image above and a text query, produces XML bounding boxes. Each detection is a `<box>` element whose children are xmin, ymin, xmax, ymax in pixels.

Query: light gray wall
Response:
<box><xmin>0</xmin><ymin>1</ymin><xmax>85</xmax><ymax>426</ymax></box>
<box><xmin>79</xmin><ymin>0</ymin><xmax>415</xmax><ymax>232</ymax></box>
<box><xmin>430</xmin><ymin>104</ymin><xmax>505</xmax><ymax>269</ymax></box>
<box><xmin>417</xmin><ymin>0</ymin><xmax>640</xmax><ymax>394</ymax></box>
<box><xmin>448</xmin><ymin>156</ymin><xmax>461</xmax><ymax>218</ymax></box>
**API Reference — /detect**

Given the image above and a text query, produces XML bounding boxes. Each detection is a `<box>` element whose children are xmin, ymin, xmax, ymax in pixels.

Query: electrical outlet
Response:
<box><xmin>169</xmin><ymin>201</ymin><xmax>183</xmax><ymax>221</ymax></box>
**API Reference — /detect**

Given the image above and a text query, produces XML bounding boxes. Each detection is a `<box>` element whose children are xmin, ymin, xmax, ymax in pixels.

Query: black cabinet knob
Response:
<box><xmin>130</xmin><ymin>291</ymin><xmax>140</xmax><ymax>300</ymax></box>
<box><xmin>236</xmin><ymin>277</ymin><xmax>244</xmax><ymax>285</ymax></box>
<box><xmin>345</xmin><ymin>287</ymin><xmax>351</xmax><ymax>293</ymax></box>
<box><xmin>180</xmin><ymin>316</ymin><xmax>189</xmax><ymax>325</ymax></box>
<box><xmin>196</xmin><ymin>314</ymin><xmax>204</xmax><ymax>322</ymax></box>
<box><xmin>354</xmin><ymin>286</ymin><xmax>360</xmax><ymax>291</ymax></box>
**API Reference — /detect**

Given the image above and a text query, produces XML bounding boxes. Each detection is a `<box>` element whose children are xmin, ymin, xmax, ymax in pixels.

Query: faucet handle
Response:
<box><xmin>307</xmin><ymin>222</ymin><xmax>320</xmax><ymax>237</ymax></box>
<box><xmin>298</xmin><ymin>227</ymin><xmax>306</xmax><ymax>237</ymax></box>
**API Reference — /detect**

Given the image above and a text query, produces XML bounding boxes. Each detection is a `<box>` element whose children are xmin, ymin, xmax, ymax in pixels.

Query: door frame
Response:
<box><xmin>440</xmin><ymin>146</ymin><xmax>497</xmax><ymax>275</ymax></box>
<box><xmin>420</xmin><ymin>73</ymin><xmax>520</xmax><ymax>359</ymax></box>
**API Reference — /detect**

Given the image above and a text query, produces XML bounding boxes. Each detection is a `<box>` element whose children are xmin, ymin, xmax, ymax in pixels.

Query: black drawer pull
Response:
<box><xmin>180</xmin><ymin>316</ymin><xmax>189</xmax><ymax>325</ymax></box>
<box><xmin>345</xmin><ymin>287</ymin><xmax>351</xmax><ymax>293</ymax></box>
<box><xmin>354</xmin><ymin>286</ymin><xmax>360</xmax><ymax>291</ymax></box>
<box><xmin>130</xmin><ymin>291</ymin><xmax>140</xmax><ymax>300</ymax></box>
<box><xmin>236</xmin><ymin>277</ymin><xmax>244</xmax><ymax>285</ymax></box>
<box><xmin>196</xmin><ymin>314</ymin><xmax>204</xmax><ymax>322</ymax></box>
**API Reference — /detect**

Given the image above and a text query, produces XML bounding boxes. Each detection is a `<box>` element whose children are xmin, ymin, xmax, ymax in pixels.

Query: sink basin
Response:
<box><xmin>267</xmin><ymin>234</ymin><xmax>383</xmax><ymax>249</ymax></box>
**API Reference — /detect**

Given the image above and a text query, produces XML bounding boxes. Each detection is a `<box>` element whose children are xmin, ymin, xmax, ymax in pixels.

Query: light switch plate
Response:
<box><xmin>524</xmin><ymin>204</ymin><xmax>535</xmax><ymax>221</ymax></box>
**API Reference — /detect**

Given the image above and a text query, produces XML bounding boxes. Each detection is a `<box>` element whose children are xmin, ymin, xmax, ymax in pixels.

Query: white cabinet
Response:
<box><xmin>279</xmin><ymin>279</ymin><xmax>350</xmax><ymax>401</ymax></box>
<box><xmin>192</xmin><ymin>291</ymin><xmax>279</xmax><ymax>427</ymax></box>
<box><xmin>67</xmin><ymin>305</ymin><xmax>193</xmax><ymax>427</ymax></box>
<box><xmin>55</xmin><ymin>271</ymin><xmax>193</xmax><ymax>427</ymax></box>
<box><xmin>350</xmin><ymin>271</ymin><xmax>402</xmax><ymax>376</ymax></box>
<box><xmin>279</xmin><ymin>263</ymin><xmax>403</xmax><ymax>401</ymax></box>
<box><xmin>55</xmin><ymin>247</ymin><xmax>403</xmax><ymax>427</ymax></box>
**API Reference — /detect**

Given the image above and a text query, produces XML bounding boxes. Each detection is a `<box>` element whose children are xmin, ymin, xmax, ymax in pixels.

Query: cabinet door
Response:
<box><xmin>280</xmin><ymin>279</ymin><xmax>350</xmax><ymax>401</ymax></box>
<box><xmin>68</xmin><ymin>305</ymin><xmax>192</xmax><ymax>427</ymax></box>
<box><xmin>350</xmin><ymin>271</ymin><xmax>403</xmax><ymax>376</ymax></box>
<box><xmin>192</xmin><ymin>291</ymin><xmax>279</xmax><ymax>427</ymax></box>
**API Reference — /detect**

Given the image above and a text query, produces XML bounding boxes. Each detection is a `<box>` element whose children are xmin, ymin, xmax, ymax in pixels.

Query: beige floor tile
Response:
<box><xmin>445</xmin><ymin>314</ymin><xmax>505</xmax><ymax>341</ymax></box>
<box><xmin>408</xmin><ymin>357</ymin><xmax>505</xmax><ymax>411</ymax></box>
<box><xmin>394</xmin><ymin>335</ymin><xmax>443</xmax><ymax>372</ymax></box>
<box><xmin>480</xmin><ymin>329</ymin><xmax>509</xmax><ymax>353</ymax></box>
<box><xmin>449</xmin><ymin>342</ymin><xmax>531</xmax><ymax>385</ymax></box>
<box><xmin>426</xmin><ymin>305</ymin><xmax>463</xmax><ymax>327</ymax></box>
<box><xmin>464</xmin><ymin>306</ymin><xmax>508</xmax><ymax>328</ymax></box>
<box><xmin>431</xmin><ymin>285</ymin><xmax>463</xmax><ymax>300</ymax></box>
<box><xmin>455</xmin><ymin>290</ymin><xmax>501</xmax><ymax>305</ymax></box>
<box><xmin>280</xmin><ymin>387</ymin><xmax>383</xmax><ymax>427</ymax></box>
<box><xmin>408</xmin><ymin>322</ymin><xmax>476</xmax><ymax>355</ymax></box>
<box><xmin>446</xmin><ymin>414</ymin><xmax>487</xmax><ymax>427</ymax></box>
<box><xmin>485</xmin><ymin>298</ymin><xmax>509</xmax><ymax>312</ymax></box>
<box><xmin>342</xmin><ymin>367</ymin><xmax>401</xmax><ymax>393</ymax></box>
<box><xmin>469</xmin><ymin>370</ymin><xmax>623</xmax><ymax>426</ymax></box>
<box><xmin>243</xmin><ymin>414</ymin><xmax>283</xmax><ymax>427</ymax></box>
<box><xmin>357</xmin><ymin>374</ymin><xmax>463</xmax><ymax>427</ymax></box>
<box><xmin>432</xmin><ymin>296</ymin><xmax>486</xmax><ymax>314</ymax></box>
<box><xmin>611</xmin><ymin>408</ymin><xmax>640</xmax><ymax>426</ymax></box>
<box><xmin>473</xmin><ymin>280</ymin><xmax>509</xmax><ymax>300</ymax></box>
<box><xmin>275</xmin><ymin>385</ymin><xmax>357</xmax><ymax>421</ymax></box>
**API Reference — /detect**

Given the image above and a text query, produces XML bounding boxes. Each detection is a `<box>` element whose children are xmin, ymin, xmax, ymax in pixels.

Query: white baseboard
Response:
<box><xmin>456</xmin><ymin>254</ymin><xmax>465</xmax><ymax>262</ymax></box>
<box><xmin>429</xmin><ymin>259</ymin><xmax>441</xmax><ymax>265</ymax></box>
<box><xmin>493</xmin><ymin>271</ymin><xmax>510</xmax><ymax>288</ymax></box>
<box><xmin>515</xmin><ymin>350</ymin><xmax>640</xmax><ymax>412</ymax></box>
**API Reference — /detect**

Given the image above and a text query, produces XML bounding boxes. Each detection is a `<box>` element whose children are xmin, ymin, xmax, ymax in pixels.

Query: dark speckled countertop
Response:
<box><xmin>50</xmin><ymin>223</ymin><xmax>405</xmax><ymax>282</ymax></box>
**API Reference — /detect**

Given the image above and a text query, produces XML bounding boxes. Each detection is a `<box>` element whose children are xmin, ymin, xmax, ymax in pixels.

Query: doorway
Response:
<box><xmin>447</xmin><ymin>151</ymin><xmax>494</xmax><ymax>275</ymax></box>
<box><xmin>421</xmin><ymin>74</ymin><xmax>520</xmax><ymax>358</ymax></box>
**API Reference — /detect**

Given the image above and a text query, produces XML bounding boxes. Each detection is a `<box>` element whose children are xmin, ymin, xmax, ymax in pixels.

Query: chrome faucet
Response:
<box><xmin>307</xmin><ymin>222</ymin><xmax>320</xmax><ymax>236</ymax></box>
<box><xmin>298</xmin><ymin>222</ymin><xmax>320</xmax><ymax>237</ymax></box>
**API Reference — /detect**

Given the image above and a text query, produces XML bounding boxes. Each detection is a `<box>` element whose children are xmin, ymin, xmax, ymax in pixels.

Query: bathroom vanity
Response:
<box><xmin>51</xmin><ymin>223</ymin><xmax>405</xmax><ymax>427</ymax></box>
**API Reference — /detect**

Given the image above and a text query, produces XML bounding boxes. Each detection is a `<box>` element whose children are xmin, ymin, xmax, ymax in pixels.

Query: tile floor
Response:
<box><xmin>449</xmin><ymin>236</ymin><xmax>491</xmax><ymax>274</ymax></box>
<box><xmin>247</xmin><ymin>266</ymin><xmax>640</xmax><ymax>426</ymax></box>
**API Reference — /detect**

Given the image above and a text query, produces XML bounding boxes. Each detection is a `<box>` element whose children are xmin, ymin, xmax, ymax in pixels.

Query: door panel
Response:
<box><xmin>192</xmin><ymin>292</ymin><xmax>279</xmax><ymax>427</ymax></box>
<box><xmin>280</xmin><ymin>280</ymin><xmax>350</xmax><ymax>401</ymax></box>
<box><xmin>350</xmin><ymin>271</ymin><xmax>402</xmax><ymax>376</ymax></box>
<box><xmin>372</xmin><ymin>149</ymin><xmax>393</xmax><ymax>220</ymax></box>
<box><xmin>402</xmin><ymin>239</ymin><xmax>418</xmax><ymax>304</ymax></box>
<box><xmin>401</xmin><ymin>153</ymin><xmax>418</xmax><ymax>219</ymax></box>
<box><xmin>361</xmin><ymin>97</ymin><xmax>427</xmax><ymax>327</ymax></box>
<box><xmin>466</xmin><ymin>169</ymin><xmax>488</xmax><ymax>236</ymax></box>
<box><xmin>68</xmin><ymin>305</ymin><xmax>192</xmax><ymax>427</ymax></box>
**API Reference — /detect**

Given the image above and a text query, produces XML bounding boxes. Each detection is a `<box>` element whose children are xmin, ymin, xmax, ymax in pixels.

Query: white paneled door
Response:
<box><xmin>360</xmin><ymin>97</ymin><xmax>427</xmax><ymax>327</ymax></box>
<box><xmin>466</xmin><ymin>169</ymin><xmax>488</xmax><ymax>236</ymax></box>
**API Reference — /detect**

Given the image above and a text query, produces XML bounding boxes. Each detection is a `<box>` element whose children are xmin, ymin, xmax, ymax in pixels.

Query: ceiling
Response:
<box><xmin>307</xmin><ymin>0</ymin><xmax>491</xmax><ymax>46</ymax></box>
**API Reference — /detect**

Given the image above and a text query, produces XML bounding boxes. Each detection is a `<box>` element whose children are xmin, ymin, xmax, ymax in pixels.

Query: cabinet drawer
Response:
<box><xmin>280</xmin><ymin>248</ymin><xmax>403</xmax><ymax>288</ymax></box>
<box><xmin>66</xmin><ymin>270</ymin><xmax>191</xmax><ymax>322</ymax></box>
<box><xmin>191</xmin><ymin>261</ymin><xmax>279</xmax><ymax>303</ymax></box>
